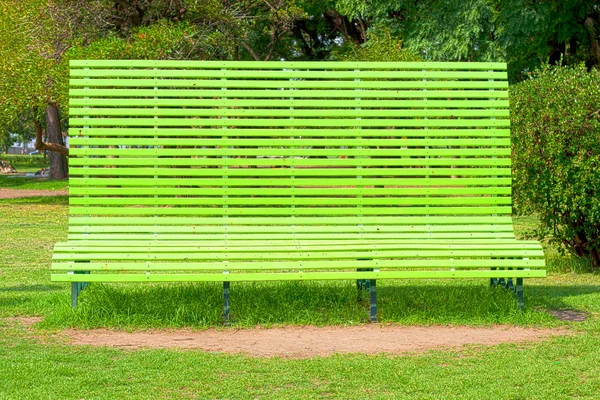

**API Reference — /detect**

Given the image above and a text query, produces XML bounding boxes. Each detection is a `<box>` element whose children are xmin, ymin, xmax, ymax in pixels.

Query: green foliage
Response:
<box><xmin>511</xmin><ymin>64</ymin><xmax>600</xmax><ymax>269</ymax></box>
<box><xmin>332</xmin><ymin>30</ymin><xmax>422</xmax><ymax>62</ymax></box>
<box><xmin>330</xmin><ymin>0</ymin><xmax>600</xmax><ymax>82</ymax></box>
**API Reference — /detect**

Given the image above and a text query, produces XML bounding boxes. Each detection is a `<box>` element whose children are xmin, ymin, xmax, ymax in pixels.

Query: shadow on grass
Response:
<box><xmin>40</xmin><ymin>280</ymin><xmax>587</xmax><ymax>329</ymax></box>
<box><xmin>0</xmin><ymin>196</ymin><xmax>68</xmax><ymax>205</ymax></box>
<box><xmin>0</xmin><ymin>284</ymin><xmax>63</xmax><ymax>293</ymax></box>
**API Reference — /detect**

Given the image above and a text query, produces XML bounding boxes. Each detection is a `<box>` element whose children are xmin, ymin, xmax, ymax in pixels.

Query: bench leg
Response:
<box><xmin>516</xmin><ymin>278</ymin><xmax>524</xmax><ymax>311</ymax></box>
<box><xmin>489</xmin><ymin>268</ymin><xmax>525</xmax><ymax>311</ymax></box>
<box><xmin>223</xmin><ymin>281</ymin><xmax>231</xmax><ymax>325</ymax></box>
<box><xmin>369</xmin><ymin>279</ymin><xmax>377</xmax><ymax>323</ymax></box>
<box><xmin>71</xmin><ymin>283</ymin><xmax>79</xmax><ymax>308</ymax></box>
<box><xmin>70</xmin><ymin>268</ymin><xmax>90</xmax><ymax>308</ymax></box>
<box><xmin>356</xmin><ymin>267</ymin><xmax>372</xmax><ymax>292</ymax></box>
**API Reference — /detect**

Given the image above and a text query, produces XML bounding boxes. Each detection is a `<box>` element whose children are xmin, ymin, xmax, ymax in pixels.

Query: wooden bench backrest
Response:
<box><xmin>68</xmin><ymin>61</ymin><xmax>512</xmax><ymax>242</ymax></box>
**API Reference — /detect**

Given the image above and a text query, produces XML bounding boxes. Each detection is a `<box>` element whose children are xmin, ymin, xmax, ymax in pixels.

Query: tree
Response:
<box><xmin>0</xmin><ymin>0</ymin><xmax>114</xmax><ymax>178</ymax></box>
<box><xmin>511</xmin><ymin>64</ymin><xmax>600</xmax><ymax>270</ymax></box>
<box><xmin>326</xmin><ymin>0</ymin><xmax>600</xmax><ymax>82</ymax></box>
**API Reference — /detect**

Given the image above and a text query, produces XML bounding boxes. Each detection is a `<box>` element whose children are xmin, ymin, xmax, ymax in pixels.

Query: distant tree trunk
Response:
<box><xmin>45</xmin><ymin>104</ymin><xmax>68</xmax><ymax>179</ymax></box>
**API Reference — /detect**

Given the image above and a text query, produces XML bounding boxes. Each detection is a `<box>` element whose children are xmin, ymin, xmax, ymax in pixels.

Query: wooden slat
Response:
<box><xmin>70</xmin><ymin>60</ymin><xmax>508</xmax><ymax>70</ymax></box>
<box><xmin>51</xmin><ymin>270</ymin><xmax>546</xmax><ymax>283</ymax></box>
<box><xmin>70</xmin><ymin>99</ymin><xmax>510</xmax><ymax>108</ymax></box>
<box><xmin>70</xmin><ymin>128</ymin><xmax>511</xmax><ymax>137</ymax></box>
<box><xmin>51</xmin><ymin>258</ymin><xmax>546</xmax><ymax>271</ymax></box>
<box><xmin>69</xmin><ymin>108</ymin><xmax>510</xmax><ymax>118</ymax></box>
<box><xmin>70</xmin><ymin>89</ymin><xmax>509</xmax><ymax>99</ymax></box>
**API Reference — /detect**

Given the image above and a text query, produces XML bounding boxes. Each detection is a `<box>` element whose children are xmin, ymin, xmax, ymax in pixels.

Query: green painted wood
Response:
<box><xmin>69</xmin><ymin>197</ymin><xmax>512</xmax><ymax>206</ymax></box>
<box><xmin>69</xmin><ymin>108</ymin><xmax>510</xmax><ymax>117</ymax></box>
<box><xmin>67</xmin><ymin>225</ymin><xmax>515</xmax><ymax>233</ymax></box>
<box><xmin>69</xmin><ymin>158</ymin><xmax>512</xmax><ymax>167</ymax></box>
<box><xmin>51</xmin><ymin>258</ymin><xmax>547</xmax><ymax>271</ymax></box>
<box><xmin>70</xmin><ymin>79</ymin><xmax>509</xmax><ymax>89</ymax></box>
<box><xmin>67</xmin><ymin>216</ymin><xmax>513</xmax><ymax>225</ymax></box>
<box><xmin>68</xmin><ymin>167</ymin><xmax>511</xmax><ymax>177</ymax></box>
<box><xmin>70</xmin><ymin>89</ymin><xmax>509</xmax><ymax>98</ymax></box>
<box><xmin>55</xmin><ymin>238</ymin><xmax>532</xmax><ymax>246</ymax></box>
<box><xmin>70</xmin><ymin>60</ymin><xmax>508</xmax><ymax>69</ymax></box>
<box><xmin>70</xmin><ymin>99</ymin><xmax>510</xmax><ymax>108</ymax></box>
<box><xmin>69</xmin><ymin>187</ymin><xmax>512</xmax><ymax>196</ymax></box>
<box><xmin>51</xmin><ymin>270</ymin><xmax>546</xmax><ymax>283</ymax></box>
<box><xmin>52</xmin><ymin>60</ymin><xmax>545</xmax><ymax>292</ymax></box>
<box><xmin>72</xmin><ymin>128</ymin><xmax>511</xmax><ymax>137</ymax></box>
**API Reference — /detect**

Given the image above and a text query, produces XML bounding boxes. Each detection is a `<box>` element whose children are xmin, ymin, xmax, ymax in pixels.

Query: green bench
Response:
<box><xmin>51</xmin><ymin>60</ymin><xmax>546</xmax><ymax>322</ymax></box>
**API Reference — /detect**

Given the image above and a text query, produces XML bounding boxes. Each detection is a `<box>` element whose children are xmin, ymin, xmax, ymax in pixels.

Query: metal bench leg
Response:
<box><xmin>71</xmin><ymin>267</ymin><xmax>90</xmax><ymax>308</ymax></box>
<box><xmin>369</xmin><ymin>279</ymin><xmax>377</xmax><ymax>323</ymax></box>
<box><xmin>223</xmin><ymin>281</ymin><xmax>231</xmax><ymax>325</ymax></box>
<box><xmin>71</xmin><ymin>282</ymin><xmax>79</xmax><ymax>308</ymax></box>
<box><xmin>516</xmin><ymin>278</ymin><xmax>524</xmax><ymax>311</ymax></box>
<box><xmin>356</xmin><ymin>267</ymin><xmax>372</xmax><ymax>292</ymax></box>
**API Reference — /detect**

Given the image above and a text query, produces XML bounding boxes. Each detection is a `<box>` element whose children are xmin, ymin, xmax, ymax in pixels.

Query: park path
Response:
<box><xmin>65</xmin><ymin>324</ymin><xmax>568</xmax><ymax>358</ymax></box>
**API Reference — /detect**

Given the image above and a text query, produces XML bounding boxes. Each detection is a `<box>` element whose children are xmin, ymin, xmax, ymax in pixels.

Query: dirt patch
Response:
<box><xmin>66</xmin><ymin>325</ymin><xmax>569</xmax><ymax>358</ymax></box>
<box><xmin>548</xmin><ymin>309</ymin><xmax>588</xmax><ymax>322</ymax></box>
<box><xmin>3</xmin><ymin>316</ymin><xmax>43</xmax><ymax>328</ymax></box>
<box><xmin>0</xmin><ymin>189</ymin><xmax>68</xmax><ymax>199</ymax></box>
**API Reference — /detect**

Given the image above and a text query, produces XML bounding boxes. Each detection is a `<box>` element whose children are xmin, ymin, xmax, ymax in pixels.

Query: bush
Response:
<box><xmin>511</xmin><ymin>64</ymin><xmax>600</xmax><ymax>269</ymax></box>
<box><xmin>331</xmin><ymin>30</ymin><xmax>422</xmax><ymax>62</ymax></box>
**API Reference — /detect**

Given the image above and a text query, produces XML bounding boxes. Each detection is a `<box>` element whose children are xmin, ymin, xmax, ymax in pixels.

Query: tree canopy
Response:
<box><xmin>1</xmin><ymin>0</ymin><xmax>599</xmax><ymax>175</ymax></box>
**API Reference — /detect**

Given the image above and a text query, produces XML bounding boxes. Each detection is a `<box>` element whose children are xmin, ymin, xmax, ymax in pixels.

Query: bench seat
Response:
<box><xmin>53</xmin><ymin>237</ymin><xmax>545</xmax><ymax>281</ymax></box>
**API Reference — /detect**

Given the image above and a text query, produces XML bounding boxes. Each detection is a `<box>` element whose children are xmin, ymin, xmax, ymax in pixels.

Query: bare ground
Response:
<box><xmin>0</xmin><ymin>189</ymin><xmax>68</xmax><ymax>198</ymax></box>
<box><xmin>66</xmin><ymin>325</ymin><xmax>569</xmax><ymax>358</ymax></box>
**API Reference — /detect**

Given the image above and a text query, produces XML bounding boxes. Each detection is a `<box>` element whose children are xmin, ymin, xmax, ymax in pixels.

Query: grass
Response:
<box><xmin>0</xmin><ymin>153</ymin><xmax>67</xmax><ymax>191</ymax></box>
<box><xmin>1</xmin><ymin>200</ymin><xmax>599</xmax><ymax>398</ymax></box>
<box><xmin>0</xmin><ymin>175</ymin><xmax>68</xmax><ymax>191</ymax></box>
<box><xmin>0</xmin><ymin>154</ymin><xmax>48</xmax><ymax>173</ymax></box>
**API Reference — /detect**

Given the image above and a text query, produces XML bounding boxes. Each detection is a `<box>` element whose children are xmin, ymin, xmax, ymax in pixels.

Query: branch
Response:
<box><xmin>34</xmin><ymin>116</ymin><xmax>70</xmax><ymax>157</ymax></box>
<box><xmin>241</xmin><ymin>41</ymin><xmax>261</xmax><ymax>61</ymax></box>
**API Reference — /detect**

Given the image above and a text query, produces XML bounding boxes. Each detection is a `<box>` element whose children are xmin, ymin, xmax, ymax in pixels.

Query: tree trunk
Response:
<box><xmin>45</xmin><ymin>104</ymin><xmax>68</xmax><ymax>179</ymax></box>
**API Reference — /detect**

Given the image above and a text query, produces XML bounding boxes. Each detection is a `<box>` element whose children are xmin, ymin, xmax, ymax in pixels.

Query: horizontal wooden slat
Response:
<box><xmin>69</xmin><ymin>108</ymin><xmax>510</xmax><ymax>118</ymax></box>
<box><xmin>70</xmin><ymin>149</ymin><xmax>511</xmax><ymax>157</ymax></box>
<box><xmin>69</xmin><ymin>70</ymin><xmax>507</xmax><ymax>80</ymax></box>
<box><xmin>70</xmin><ymin>60</ymin><xmax>508</xmax><ymax>70</ymax></box>
<box><xmin>69</xmin><ymin>167</ymin><xmax>511</xmax><ymax>178</ymax></box>
<box><xmin>67</xmin><ymin>216</ymin><xmax>513</xmax><ymax>225</ymax></box>
<box><xmin>68</xmin><ymin>224</ymin><xmax>514</xmax><ymax>233</ymax></box>
<box><xmin>51</xmin><ymin>258</ymin><xmax>546</xmax><ymax>271</ymax></box>
<box><xmin>51</xmin><ymin>269</ymin><xmax>546</xmax><ymax>283</ymax></box>
<box><xmin>71</xmin><ymin>128</ymin><xmax>512</xmax><ymax>137</ymax></box>
<box><xmin>69</xmin><ymin>117</ymin><xmax>509</xmax><ymax>127</ymax></box>
<box><xmin>70</xmin><ymin>89</ymin><xmax>509</xmax><ymax>99</ymax></box>
<box><xmin>70</xmin><ymin>79</ymin><xmax>509</xmax><ymax>89</ymax></box>
<box><xmin>69</xmin><ymin>158</ymin><xmax>511</xmax><ymax>167</ymax></box>
<box><xmin>69</xmin><ymin>197</ymin><xmax>511</xmax><ymax>206</ymax></box>
<box><xmin>56</xmin><ymin>238</ymin><xmax>529</xmax><ymax>246</ymax></box>
<box><xmin>69</xmin><ymin>177</ymin><xmax>511</xmax><ymax>187</ymax></box>
<box><xmin>70</xmin><ymin>99</ymin><xmax>510</xmax><ymax>109</ymax></box>
<box><xmin>53</xmin><ymin>243</ymin><xmax>542</xmax><ymax>253</ymax></box>
<box><xmin>69</xmin><ymin>138</ymin><xmax>510</xmax><ymax>147</ymax></box>
<box><xmin>69</xmin><ymin>187</ymin><xmax>511</xmax><ymax>197</ymax></box>
<box><xmin>52</xmin><ymin>248</ymin><xmax>544</xmax><ymax>261</ymax></box>
<box><xmin>68</xmin><ymin>206</ymin><xmax>512</xmax><ymax>216</ymax></box>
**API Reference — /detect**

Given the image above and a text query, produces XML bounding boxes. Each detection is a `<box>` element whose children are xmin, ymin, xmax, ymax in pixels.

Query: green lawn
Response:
<box><xmin>1</xmin><ymin>200</ymin><xmax>599</xmax><ymax>399</ymax></box>
<box><xmin>0</xmin><ymin>153</ymin><xmax>68</xmax><ymax>191</ymax></box>
<box><xmin>1</xmin><ymin>154</ymin><xmax>48</xmax><ymax>173</ymax></box>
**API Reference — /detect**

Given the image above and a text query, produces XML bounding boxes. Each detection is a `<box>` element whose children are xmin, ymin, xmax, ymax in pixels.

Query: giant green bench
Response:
<box><xmin>51</xmin><ymin>60</ymin><xmax>546</xmax><ymax>322</ymax></box>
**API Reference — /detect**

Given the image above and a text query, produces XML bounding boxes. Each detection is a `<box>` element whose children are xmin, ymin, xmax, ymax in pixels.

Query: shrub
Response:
<box><xmin>331</xmin><ymin>30</ymin><xmax>422</xmax><ymax>62</ymax></box>
<box><xmin>511</xmin><ymin>64</ymin><xmax>600</xmax><ymax>269</ymax></box>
